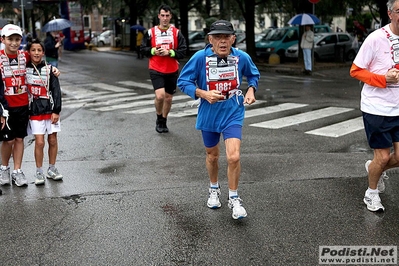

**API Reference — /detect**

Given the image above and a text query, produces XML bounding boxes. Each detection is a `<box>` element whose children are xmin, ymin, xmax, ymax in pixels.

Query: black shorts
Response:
<box><xmin>362</xmin><ymin>112</ymin><xmax>399</xmax><ymax>149</ymax></box>
<box><xmin>0</xmin><ymin>105</ymin><xmax>29</xmax><ymax>141</ymax></box>
<box><xmin>149</xmin><ymin>70</ymin><xmax>178</xmax><ymax>95</ymax></box>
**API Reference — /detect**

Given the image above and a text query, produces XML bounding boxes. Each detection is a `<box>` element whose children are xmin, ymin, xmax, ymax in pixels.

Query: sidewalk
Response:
<box><xmin>91</xmin><ymin>45</ymin><xmax>351</xmax><ymax>75</ymax></box>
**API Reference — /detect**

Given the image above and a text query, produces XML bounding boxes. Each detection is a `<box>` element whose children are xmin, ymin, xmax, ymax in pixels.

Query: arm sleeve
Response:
<box><xmin>177</xmin><ymin>53</ymin><xmax>203</xmax><ymax>99</ymax></box>
<box><xmin>241</xmin><ymin>53</ymin><xmax>260</xmax><ymax>92</ymax></box>
<box><xmin>350</xmin><ymin>63</ymin><xmax>386</xmax><ymax>88</ymax></box>
<box><xmin>49</xmin><ymin>68</ymin><xmax>62</xmax><ymax>114</ymax></box>
<box><xmin>173</xmin><ymin>31</ymin><xmax>187</xmax><ymax>60</ymax></box>
<box><xmin>0</xmin><ymin>78</ymin><xmax>8</xmax><ymax>116</ymax></box>
<box><xmin>305</xmin><ymin>31</ymin><xmax>314</xmax><ymax>43</ymax></box>
<box><xmin>140</xmin><ymin>31</ymin><xmax>153</xmax><ymax>57</ymax></box>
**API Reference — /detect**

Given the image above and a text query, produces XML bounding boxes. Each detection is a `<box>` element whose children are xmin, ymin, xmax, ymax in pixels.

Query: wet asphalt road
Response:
<box><xmin>0</xmin><ymin>49</ymin><xmax>398</xmax><ymax>266</ymax></box>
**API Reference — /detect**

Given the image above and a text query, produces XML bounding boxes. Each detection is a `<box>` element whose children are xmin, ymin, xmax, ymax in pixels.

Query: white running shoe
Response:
<box><xmin>365</xmin><ymin>160</ymin><xmax>388</xmax><ymax>193</ymax></box>
<box><xmin>0</xmin><ymin>167</ymin><xmax>10</xmax><ymax>185</ymax></box>
<box><xmin>11</xmin><ymin>170</ymin><xmax>28</xmax><ymax>187</ymax></box>
<box><xmin>363</xmin><ymin>190</ymin><xmax>385</xmax><ymax>212</ymax></box>
<box><xmin>34</xmin><ymin>172</ymin><xmax>46</xmax><ymax>185</ymax></box>
<box><xmin>207</xmin><ymin>186</ymin><xmax>221</xmax><ymax>209</ymax></box>
<box><xmin>46</xmin><ymin>167</ymin><xmax>63</xmax><ymax>181</ymax></box>
<box><xmin>228</xmin><ymin>196</ymin><xmax>247</xmax><ymax>219</ymax></box>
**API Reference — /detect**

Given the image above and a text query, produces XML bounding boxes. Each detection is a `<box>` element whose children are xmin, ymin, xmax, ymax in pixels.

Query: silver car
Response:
<box><xmin>285</xmin><ymin>32</ymin><xmax>358</xmax><ymax>61</ymax></box>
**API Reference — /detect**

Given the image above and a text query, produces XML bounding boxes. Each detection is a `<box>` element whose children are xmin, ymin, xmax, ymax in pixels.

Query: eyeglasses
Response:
<box><xmin>391</xmin><ymin>9</ymin><xmax>399</xmax><ymax>14</ymax></box>
<box><xmin>211</xmin><ymin>34</ymin><xmax>233</xmax><ymax>40</ymax></box>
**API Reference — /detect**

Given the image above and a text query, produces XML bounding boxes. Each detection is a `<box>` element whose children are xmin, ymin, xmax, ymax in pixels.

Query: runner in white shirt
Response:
<box><xmin>350</xmin><ymin>0</ymin><xmax>399</xmax><ymax>212</ymax></box>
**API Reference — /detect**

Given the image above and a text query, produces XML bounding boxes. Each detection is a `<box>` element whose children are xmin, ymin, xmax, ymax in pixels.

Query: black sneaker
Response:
<box><xmin>156</xmin><ymin>115</ymin><xmax>164</xmax><ymax>133</ymax></box>
<box><xmin>163</xmin><ymin>118</ymin><xmax>169</xmax><ymax>133</ymax></box>
<box><xmin>156</xmin><ymin>121</ymin><xmax>163</xmax><ymax>133</ymax></box>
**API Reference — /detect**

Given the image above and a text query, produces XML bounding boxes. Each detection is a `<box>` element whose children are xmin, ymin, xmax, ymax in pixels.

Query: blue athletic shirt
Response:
<box><xmin>177</xmin><ymin>44</ymin><xmax>260</xmax><ymax>132</ymax></box>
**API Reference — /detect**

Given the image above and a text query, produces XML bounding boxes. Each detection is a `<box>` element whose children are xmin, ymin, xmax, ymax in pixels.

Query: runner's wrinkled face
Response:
<box><xmin>158</xmin><ymin>9</ymin><xmax>172</xmax><ymax>29</ymax></box>
<box><xmin>2</xmin><ymin>34</ymin><xmax>22</xmax><ymax>54</ymax></box>
<box><xmin>209</xmin><ymin>34</ymin><xmax>236</xmax><ymax>57</ymax></box>
<box><xmin>29</xmin><ymin>43</ymin><xmax>45</xmax><ymax>65</ymax></box>
<box><xmin>388</xmin><ymin>1</ymin><xmax>399</xmax><ymax>35</ymax></box>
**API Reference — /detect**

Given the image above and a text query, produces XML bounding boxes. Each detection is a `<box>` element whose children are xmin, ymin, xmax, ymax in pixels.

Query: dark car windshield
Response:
<box><xmin>267</xmin><ymin>28</ymin><xmax>289</xmax><ymax>41</ymax></box>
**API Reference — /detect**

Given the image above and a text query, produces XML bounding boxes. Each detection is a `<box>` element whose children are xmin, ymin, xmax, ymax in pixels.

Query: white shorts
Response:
<box><xmin>28</xmin><ymin>119</ymin><xmax>61</xmax><ymax>135</ymax></box>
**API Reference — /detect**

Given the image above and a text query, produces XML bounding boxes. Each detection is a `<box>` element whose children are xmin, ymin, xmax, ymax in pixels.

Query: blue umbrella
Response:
<box><xmin>131</xmin><ymin>24</ymin><xmax>145</xmax><ymax>31</ymax></box>
<box><xmin>288</xmin><ymin>13</ymin><xmax>320</xmax><ymax>25</ymax></box>
<box><xmin>42</xmin><ymin>18</ymin><xmax>73</xmax><ymax>32</ymax></box>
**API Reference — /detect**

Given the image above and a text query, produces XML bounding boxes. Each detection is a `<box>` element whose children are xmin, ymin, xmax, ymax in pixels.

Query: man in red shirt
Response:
<box><xmin>141</xmin><ymin>4</ymin><xmax>186</xmax><ymax>133</ymax></box>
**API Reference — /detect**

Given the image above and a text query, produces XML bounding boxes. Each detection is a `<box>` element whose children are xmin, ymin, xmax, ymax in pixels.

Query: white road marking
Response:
<box><xmin>90</xmin><ymin>95</ymin><xmax>190</xmax><ymax>112</ymax></box>
<box><xmin>250</xmin><ymin>107</ymin><xmax>354</xmax><ymax>129</ymax></box>
<box><xmin>245</xmin><ymin>103</ymin><xmax>308</xmax><ymax>118</ymax></box>
<box><xmin>117</xmin><ymin>81</ymin><xmax>153</xmax><ymax>90</ymax></box>
<box><xmin>305</xmin><ymin>117</ymin><xmax>364</xmax><ymax>137</ymax></box>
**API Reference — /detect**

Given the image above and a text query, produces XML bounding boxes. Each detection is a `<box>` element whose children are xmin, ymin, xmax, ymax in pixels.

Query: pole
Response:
<box><xmin>312</xmin><ymin>3</ymin><xmax>315</xmax><ymax>73</ymax></box>
<box><xmin>21</xmin><ymin>0</ymin><xmax>25</xmax><ymax>31</ymax></box>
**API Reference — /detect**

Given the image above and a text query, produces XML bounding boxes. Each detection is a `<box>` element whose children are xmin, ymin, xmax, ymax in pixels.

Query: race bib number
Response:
<box><xmin>207</xmin><ymin>56</ymin><xmax>239</xmax><ymax>98</ymax></box>
<box><xmin>4</xmin><ymin>76</ymin><xmax>26</xmax><ymax>88</ymax></box>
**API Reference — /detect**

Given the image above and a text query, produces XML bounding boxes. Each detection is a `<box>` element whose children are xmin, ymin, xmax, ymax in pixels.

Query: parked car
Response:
<box><xmin>189</xmin><ymin>31</ymin><xmax>246</xmax><ymax>52</ymax></box>
<box><xmin>284</xmin><ymin>32</ymin><xmax>358</xmax><ymax>61</ymax></box>
<box><xmin>95</xmin><ymin>30</ymin><xmax>113</xmax><ymax>46</ymax></box>
<box><xmin>255</xmin><ymin>25</ymin><xmax>331</xmax><ymax>61</ymax></box>
<box><xmin>236</xmin><ymin>29</ymin><xmax>272</xmax><ymax>51</ymax></box>
<box><xmin>188</xmin><ymin>31</ymin><xmax>206</xmax><ymax>52</ymax></box>
<box><xmin>84</xmin><ymin>31</ymin><xmax>99</xmax><ymax>44</ymax></box>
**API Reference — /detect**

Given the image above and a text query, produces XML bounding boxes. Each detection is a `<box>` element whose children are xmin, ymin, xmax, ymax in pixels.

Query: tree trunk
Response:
<box><xmin>130</xmin><ymin>0</ymin><xmax>137</xmax><ymax>51</ymax></box>
<box><xmin>244</xmin><ymin>0</ymin><xmax>256</xmax><ymax>59</ymax></box>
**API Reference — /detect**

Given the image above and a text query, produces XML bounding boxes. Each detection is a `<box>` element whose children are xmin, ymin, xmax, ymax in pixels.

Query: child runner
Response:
<box><xmin>0</xmin><ymin>24</ymin><xmax>31</xmax><ymax>187</ymax></box>
<box><xmin>26</xmin><ymin>39</ymin><xmax>62</xmax><ymax>185</ymax></box>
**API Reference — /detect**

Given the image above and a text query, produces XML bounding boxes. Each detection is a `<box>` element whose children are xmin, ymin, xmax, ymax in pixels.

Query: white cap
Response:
<box><xmin>1</xmin><ymin>24</ymin><xmax>22</xmax><ymax>37</ymax></box>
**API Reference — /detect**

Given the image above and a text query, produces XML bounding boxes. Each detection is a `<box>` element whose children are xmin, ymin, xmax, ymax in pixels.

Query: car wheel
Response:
<box><xmin>98</xmin><ymin>41</ymin><xmax>104</xmax><ymax>47</ymax></box>
<box><xmin>346</xmin><ymin>50</ymin><xmax>356</xmax><ymax>61</ymax></box>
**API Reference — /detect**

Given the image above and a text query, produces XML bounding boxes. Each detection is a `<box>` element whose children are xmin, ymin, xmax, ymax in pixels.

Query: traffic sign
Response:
<box><xmin>309</xmin><ymin>0</ymin><xmax>320</xmax><ymax>3</ymax></box>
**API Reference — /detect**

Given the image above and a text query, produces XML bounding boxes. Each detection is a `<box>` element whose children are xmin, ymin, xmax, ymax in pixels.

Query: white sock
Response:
<box><xmin>229</xmin><ymin>190</ymin><xmax>238</xmax><ymax>198</ymax></box>
<box><xmin>367</xmin><ymin>188</ymin><xmax>378</xmax><ymax>194</ymax></box>
<box><xmin>210</xmin><ymin>182</ymin><xmax>219</xmax><ymax>188</ymax></box>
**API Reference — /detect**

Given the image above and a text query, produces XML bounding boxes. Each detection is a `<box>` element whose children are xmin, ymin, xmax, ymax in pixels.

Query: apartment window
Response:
<box><xmin>195</xmin><ymin>19</ymin><xmax>202</xmax><ymax>30</ymax></box>
<box><xmin>83</xmin><ymin>15</ymin><xmax>90</xmax><ymax>28</ymax></box>
<box><xmin>102</xmin><ymin>16</ymin><xmax>109</xmax><ymax>28</ymax></box>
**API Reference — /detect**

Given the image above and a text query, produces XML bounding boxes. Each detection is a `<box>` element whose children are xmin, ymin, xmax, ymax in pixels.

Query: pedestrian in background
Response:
<box><xmin>350</xmin><ymin>0</ymin><xmax>399</xmax><ymax>212</ymax></box>
<box><xmin>301</xmin><ymin>25</ymin><xmax>314</xmax><ymax>75</ymax></box>
<box><xmin>44</xmin><ymin>31</ymin><xmax>63</xmax><ymax>67</ymax></box>
<box><xmin>57</xmin><ymin>31</ymin><xmax>65</xmax><ymax>61</ymax></box>
<box><xmin>177</xmin><ymin>20</ymin><xmax>260</xmax><ymax>219</ymax></box>
<box><xmin>136</xmin><ymin>30</ymin><xmax>144</xmax><ymax>59</ymax></box>
<box><xmin>26</xmin><ymin>39</ymin><xmax>63</xmax><ymax>185</ymax></box>
<box><xmin>140</xmin><ymin>4</ymin><xmax>186</xmax><ymax>133</ymax></box>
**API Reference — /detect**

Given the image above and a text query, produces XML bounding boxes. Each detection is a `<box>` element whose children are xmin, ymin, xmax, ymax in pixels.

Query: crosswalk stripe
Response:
<box><xmin>64</xmin><ymin>93</ymin><xmax>153</xmax><ymax>109</ymax></box>
<box><xmin>168</xmin><ymin>100</ymin><xmax>267</xmax><ymax>117</ymax></box>
<box><xmin>91</xmin><ymin>83</ymin><xmax>131</xmax><ymax>92</ymax></box>
<box><xmin>63</xmin><ymin>92</ymin><xmax>137</xmax><ymax>104</ymax></box>
<box><xmin>117</xmin><ymin>81</ymin><xmax>153</xmax><ymax>90</ymax></box>
<box><xmin>90</xmin><ymin>95</ymin><xmax>190</xmax><ymax>112</ymax></box>
<box><xmin>305</xmin><ymin>117</ymin><xmax>364</xmax><ymax>137</ymax></box>
<box><xmin>245</xmin><ymin>103</ymin><xmax>308</xmax><ymax>118</ymax></box>
<box><xmin>250</xmin><ymin>107</ymin><xmax>354</xmax><ymax>129</ymax></box>
<box><xmin>124</xmin><ymin>100</ymin><xmax>198</xmax><ymax>114</ymax></box>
